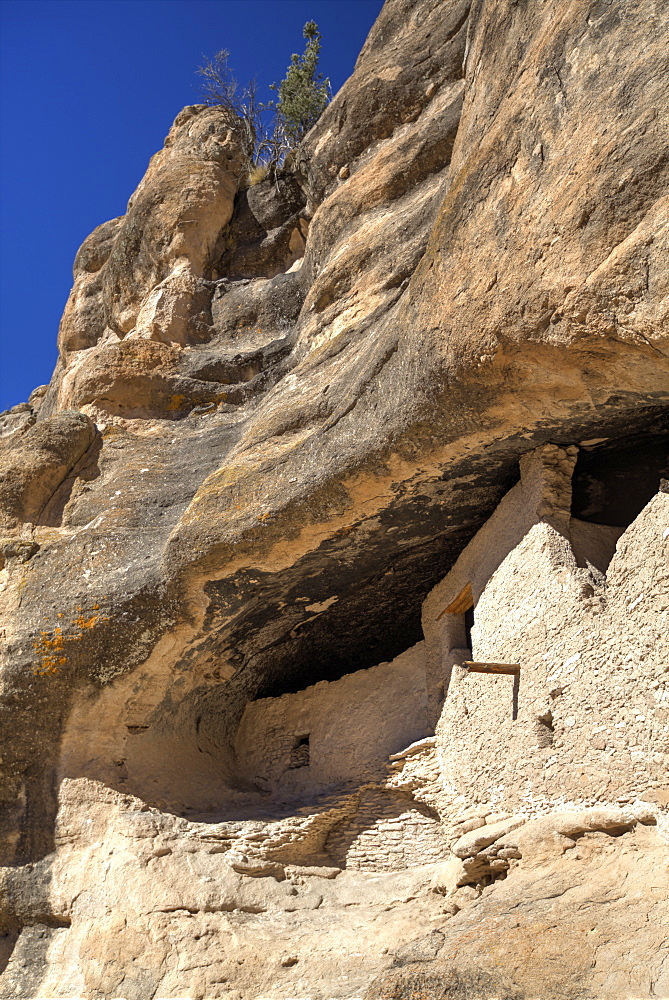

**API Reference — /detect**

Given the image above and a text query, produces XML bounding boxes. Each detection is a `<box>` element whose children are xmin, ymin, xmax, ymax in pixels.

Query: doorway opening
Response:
<box><xmin>288</xmin><ymin>735</ymin><xmax>310</xmax><ymax>769</ymax></box>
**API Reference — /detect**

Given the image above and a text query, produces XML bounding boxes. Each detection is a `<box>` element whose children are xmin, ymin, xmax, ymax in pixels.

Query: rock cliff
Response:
<box><xmin>0</xmin><ymin>1</ymin><xmax>668</xmax><ymax>997</ymax></box>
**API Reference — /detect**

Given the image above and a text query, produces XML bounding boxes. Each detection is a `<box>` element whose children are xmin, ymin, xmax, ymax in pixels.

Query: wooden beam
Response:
<box><xmin>463</xmin><ymin>661</ymin><xmax>520</xmax><ymax>675</ymax></box>
<box><xmin>436</xmin><ymin>582</ymin><xmax>473</xmax><ymax>619</ymax></box>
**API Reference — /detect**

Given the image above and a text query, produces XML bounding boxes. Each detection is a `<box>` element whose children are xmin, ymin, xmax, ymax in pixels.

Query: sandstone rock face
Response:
<box><xmin>0</xmin><ymin>412</ymin><xmax>96</xmax><ymax>532</ymax></box>
<box><xmin>51</xmin><ymin>104</ymin><xmax>250</xmax><ymax>420</ymax></box>
<box><xmin>1</xmin><ymin>0</ymin><xmax>668</xmax><ymax>997</ymax></box>
<box><xmin>365</xmin><ymin>819</ymin><xmax>669</xmax><ymax>1000</ymax></box>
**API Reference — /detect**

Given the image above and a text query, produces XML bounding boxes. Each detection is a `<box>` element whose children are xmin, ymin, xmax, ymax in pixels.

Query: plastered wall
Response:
<box><xmin>424</xmin><ymin>469</ymin><xmax>669</xmax><ymax>817</ymax></box>
<box><xmin>422</xmin><ymin>444</ymin><xmax>581</xmax><ymax>725</ymax></box>
<box><xmin>234</xmin><ymin>642</ymin><xmax>429</xmax><ymax>799</ymax></box>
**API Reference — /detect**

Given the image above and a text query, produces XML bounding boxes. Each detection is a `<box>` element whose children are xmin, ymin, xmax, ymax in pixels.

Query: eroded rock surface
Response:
<box><xmin>0</xmin><ymin>0</ymin><xmax>668</xmax><ymax>996</ymax></box>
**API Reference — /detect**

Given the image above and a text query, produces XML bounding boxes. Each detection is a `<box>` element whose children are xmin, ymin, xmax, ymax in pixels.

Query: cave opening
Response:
<box><xmin>571</xmin><ymin>433</ymin><xmax>668</xmax><ymax>528</ymax></box>
<box><xmin>568</xmin><ymin>422</ymin><xmax>668</xmax><ymax>575</ymax></box>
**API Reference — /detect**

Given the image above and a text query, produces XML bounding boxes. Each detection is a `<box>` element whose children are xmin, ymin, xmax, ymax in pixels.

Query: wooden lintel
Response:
<box><xmin>463</xmin><ymin>661</ymin><xmax>520</xmax><ymax>675</ymax></box>
<box><xmin>437</xmin><ymin>583</ymin><xmax>473</xmax><ymax>619</ymax></box>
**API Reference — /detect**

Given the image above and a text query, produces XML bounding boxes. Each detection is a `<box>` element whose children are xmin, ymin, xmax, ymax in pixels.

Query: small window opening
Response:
<box><xmin>439</xmin><ymin>583</ymin><xmax>475</xmax><ymax>654</ymax></box>
<box><xmin>464</xmin><ymin>605</ymin><xmax>475</xmax><ymax>651</ymax></box>
<box><xmin>534</xmin><ymin>710</ymin><xmax>554</xmax><ymax>747</ymax></box>
<box><xmin>288</xmin><ymin>734</ymin><xmax>310</xmax><ymax>769</ymax></box>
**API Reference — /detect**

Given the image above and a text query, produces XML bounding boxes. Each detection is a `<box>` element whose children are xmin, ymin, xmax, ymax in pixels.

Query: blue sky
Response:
<box><xmin>0</xmin><ymin>0</ymin><xmax>383</xmax><ymax>411</ymax></box>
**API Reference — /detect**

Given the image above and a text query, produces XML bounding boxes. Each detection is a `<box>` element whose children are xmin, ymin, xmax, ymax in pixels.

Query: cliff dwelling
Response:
<box><xmin>224</xmin><ymin>431</ymin><xmax>669</xmax><ymax>825</ymax></box>
<box><xmin>1</xmin><ymin>0</ymin><xmax>668</xmax><ymax>996</ymax></box>
<box><xmin>56</xmin><ymin>429</ymin><xmax>668</xmax><ymax>846</ymax></box>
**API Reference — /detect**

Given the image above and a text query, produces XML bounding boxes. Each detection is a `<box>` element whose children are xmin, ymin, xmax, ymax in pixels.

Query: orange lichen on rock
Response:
<box><xmin>32</xmin><ymin>626</ymin><xmax>67</xmax><ymax>675</ymax></box>
<box><xmin>31</xmin><ymin>611</ymin><xmax>109</xmax><ymax>675</ymax></box>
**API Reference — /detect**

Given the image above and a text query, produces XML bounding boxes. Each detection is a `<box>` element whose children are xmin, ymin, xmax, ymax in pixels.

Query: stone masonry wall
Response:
<box><xmin>422</xmin><ymin>444</ymin><xmax>579</xmax><ymax>726</ymax></box>
<box><xmin>427</xmin><ymin>491</ymin><xmax>669</xmax><ymax>818</ymax></box>
<box><xmin>325</xmin><ymin>790</ymin><xmax>446</xmax><ymax>872</ymax></box>
<box><xmin>234</xmin><ymin>642</ymin><xmax>429</xmax><ymax>798</ymax></box>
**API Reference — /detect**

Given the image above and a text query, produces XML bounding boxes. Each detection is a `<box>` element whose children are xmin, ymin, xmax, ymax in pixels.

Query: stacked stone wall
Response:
<box><xmin>325</xmin><ymin>790</ymin><xmax>446</xmax><ymax>871</ymax></box>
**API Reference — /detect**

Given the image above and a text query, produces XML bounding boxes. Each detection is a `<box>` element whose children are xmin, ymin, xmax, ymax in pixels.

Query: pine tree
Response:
<box><xmin>198</xmin><ymin>21</ymin><xmax>330</xmax><ymax>172</ymax></box>
<box><xmin>272</xmin><ymin>21</ymin><xmax>330</xmax><ymax>148</ymax></box>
